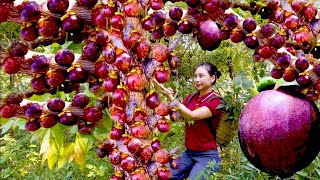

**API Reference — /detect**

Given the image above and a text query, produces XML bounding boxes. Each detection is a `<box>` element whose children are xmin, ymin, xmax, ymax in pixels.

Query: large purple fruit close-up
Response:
<box><xmin>239</xmin><ymin>90</ymin><xmax>320</xmax><ymax>178</ymax></box>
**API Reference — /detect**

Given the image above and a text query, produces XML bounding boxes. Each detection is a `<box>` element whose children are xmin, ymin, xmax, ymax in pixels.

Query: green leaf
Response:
<box><xmin>61</xmin><ymin>41</ymin><xmax>73</xmax><ymax>49</ymax></box>
<box><xmin>47</xmin><ymin>141</ymin><xmax>58</xmax><ymax>170</ymax></box>
<box><xmin>1</xmin><ymin>119</ymin><xmax>14</xmax><ymax>134</ymax></box>
<box><xmin>274</xmin><ymin>78</ymin><xmax>298</xmax><ymax>90</ymax></box>
<box><xmin>0</xmin><ymin>117</ymin><xmax>10</xmax><ymax>126</ymax></box>
<box><xmin>67</xmin><ymin>42</ymin><xmax>84</xmax><ymax>54</ymax></box>
<box><xmin>51</xmin><ymin>124</ymin><xmax>64</xmax><ymax>150</ymax></box>
<box><xmin>41</xmin><ymin>129</ymin><xmax>51</xmax><ymax>164</ymax></box>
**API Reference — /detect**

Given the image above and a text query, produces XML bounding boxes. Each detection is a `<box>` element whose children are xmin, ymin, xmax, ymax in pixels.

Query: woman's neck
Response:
<box><xmin>199</xmin><ymin>88</ymin><xmax>213</xmax><ymax>97</ymax></box>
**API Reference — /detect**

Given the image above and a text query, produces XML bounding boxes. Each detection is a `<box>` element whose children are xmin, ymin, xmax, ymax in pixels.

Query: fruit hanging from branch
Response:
<box><xmin>0</xmin><ymin>0</ymin><xmax>319</xmax><ymax>179</ymax></box>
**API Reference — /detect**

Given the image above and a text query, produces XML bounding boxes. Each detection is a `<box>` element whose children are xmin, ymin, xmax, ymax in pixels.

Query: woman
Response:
<box><xmin>153</xmin><ymin>62</ymin><xmax>222</xmax><ymax>180</ymax></box>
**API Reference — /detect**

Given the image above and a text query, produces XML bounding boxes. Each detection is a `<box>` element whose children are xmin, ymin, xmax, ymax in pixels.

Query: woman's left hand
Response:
<box><xmin>152</xmin><ymin>79</ymin><xmax>175</xmax><ymax>102</ymax></box>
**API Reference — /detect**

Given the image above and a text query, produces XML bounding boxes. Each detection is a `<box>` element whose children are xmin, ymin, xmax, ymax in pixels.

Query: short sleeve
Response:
<box><xmin>204</xmin><ymin>98</ymin><xmax>223</xmax><ymax>116</ymax></box>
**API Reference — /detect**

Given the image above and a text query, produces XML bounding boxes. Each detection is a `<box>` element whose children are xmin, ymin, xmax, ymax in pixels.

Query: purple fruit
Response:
<box><xmin>197</xmin><ymin>20</ymin><xmax>221</xmax><ymax>51</ymax></box>
<box><xmin>239</xmin><ymin>90</ymin><xmax>320</xmax><ymax>178</ymax></box>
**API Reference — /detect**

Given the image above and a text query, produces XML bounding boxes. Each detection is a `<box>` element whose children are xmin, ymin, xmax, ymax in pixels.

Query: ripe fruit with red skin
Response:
<box><xmin>151</xmin><ymin>138</ymin><xmax>162</xmax><ymax>152</ymax></box>
<box><xmin>239</xmin><ymin>90</ymin><xmax>320</xmax><ymax>178</ymax></box>
<box><xmin>131</xmin><ymin>170</ymin><xmax>148</xmax><ymax>180</ymax></box>
<box><xmin>163</xmin><ymin>22</ymin><xmax>177</xmax><ymax>37</ymax></box>
<box><xmin>4</xmin><ymin>92</ymin><xmax>24</xmax><ymax>104</ymax></box>
<box><xmin>178</xmin><ymin>20</ymin><xmax>192</xmax><ymax>34</ymax></box>
<box><xmin>197</xmin><ymin>20</ymin><xmax>221</xmax><ymax>51</ymax></box>
<box><xmin>154</xmin><ymin>66</ymin><xmax>170</xmax><ymax>83</ymax></box>
<box><xmin>30</xmin><ymin>55</ymin><xmax>49</xmax><ymax>73</ymax></box>
<box><xmin>151</xmin><ymin>28</ymin><xmax>164</xmax><ymax>41</ymax></box>
<box><xmin>224</xmin><ymin>14</ymin><xmax>239</xmax><ymax>29</ymax></box>
<box><xmin>185</xmin><ymin>0</ymin><xmax>200</xmax><ymax>8</ymax></box>
<box><xmin>25</xmin><ymin>120</ymin><xmax>40</xmax><ymax>131</ymax></box>
<box><xmin>218</xmin><ymin>29</ymin><xmax>230</xmax><ymax>40</ymax></box>
<box><xmin>127</xmin><ymin>138</ymin><xmax>143</xmax><ymax>154</ymax></box>
<box><xmin>102</xmin><ymin>138</ymin><xmax>116</xmax><ymax>151</ymax></box>
<box><xmin>135</xmin><ymin>40</ymin><xmax>151</xmax><ymax>60</ymax></box>
<box><xmin>37</xmin><ymin>18</ymin><xmax>59</xmax><ymax>37</ymax></box>
<box><xmin>126</xmin><ymin>68</ymin><xmax>145</xmax><ymax>92</ymax></box>
<box><xmin>112</xmin><ymin>87</ymin><xmax>128</xmax><ymax>108</ymax></box>
<box><xmin>96</xmin><ymin>148</ymin><xmax>108</xmax><ymax>158</ymax></box>
<box><xmin>110</xmin><ymin>106</ymin><xmax>128</xmax><ymax>123</ymax></box>
<box><xmin>19</xmin><ymin>1</ymin><xmax>41</xmax><ymax>22</ymax></box>
<box><xmin>31</xmin><ymin>76</ymin><xmax>48</xmax><ymax>92</ymax></box>
<box><xmin>270</xmin><ymin>9</ymin><xmax>284</xmax><ymax>23</ymax></box>
<box><xmin>110</xmin><ymin>123</ymin><xmax>124</xmax><ymax>140</ymax></box>
<box><xmin>270</xmin><ymin>33</ymin><xmax>286</xmax><ymax>49</ymax></box>
<box><xmin>170</xmin><ymin>158</ymin><xmax>180</xmax><ymax>169</ymax></box>
<box><xmin>109</xmin><ymin>149</ymin><xmax>121</xmax><ymax>165</ymax></box>
<box><xmin>59</xmin><ymin>112</ymin><xmax>78</xmax><ymax>126</ymax></box>
<box><xmin>303</xmin><ymin>4</ymin><xmax>317</xmax><ymax>21</ymax></box>
<box><xmin>123</xmin><ymin>1</ymin><xmax>139</xmax><ymax>17</ymax></box>
<box><xmin>258</xmin><ymin>45</ymin><xmax>275</xmax><ymax>59</ymax></box>
<box><xmin>243</xmin><ymin>18</ymin><xmax>257</xmax><ymax>32</ymax></box>
<box><xmin>169</xmin><ymin>7</ymin><xmax>183</xmax><ymax>21</ymax></box>
<box><xmin>61</xmin><ymin>15</ymin><xmax>84</xmax><ymax>33</ymax></box>
<box><xmin>68</xmin><ymin>67</ymin><xmax>88</xmax><ymax>83</ymax></box>
<box><xmin>146</xmin><ymin>90</ymin><xmax>160</xmax><ymax>109</ymax></box>
<box><xmin>155</xmin><ymin>102</ymin><xmax>170</xmax><ymax>116</ymax></box>
<box><xmin>78</xmin><ymin>123</ymin><xmax>95</xmax><ymax>134</ymax></box>
<box><xmin>157</xmin><ymin>166</ymin><xmax>171</xmax><ymax>180</ymax></box>
<box><xmin>139</xmin><ymin>145</ymin><xmax>154</xmax><ymax>161</ymax></box>
<box><xmin>150</xmin><ymin>0</ymin><xmax>164</xmax><ymax>10</ymax></box>
<box><xmin>121</xmin><ymin>155</ymin><xmax>136</xmax><ymax>172</ymax></box>
<box><xmin>261</xmin><ymin>23</ymin><xmax>275</xmax><ymax>38</ymax></box>
<box><xmin>230</xmin><ymin>29</ymin><xmax>245</xmax><ymax>43</ymax></box>
<box><xmin>47</xmin><ymin>0</ymin><xmax>69</xmax><ymax>15</ymax></box>
<box><xmin>103</xmin><ymin>71</ymin><xmax>119</xmax><ymax>92</ymax></box>
<box><xmin>155</xmin><ymin>148</ymin><xmax>171</xmax><ymax>164</ymax></box>
<box><xmin>77</xmin><ymin>0</ymin><xmax>97</xmax><ymax>8</ymax></box>
<box><xmin>9</xmin><ymin>41</ymin><xmax>29</xmax><ymax>57</ymax></box>
<box><xmin>141</xmin><ymin>16</ymin><xmax>155</xmax><ymax>31</ymax></box>
<box><xmin>115</xmin><ymin>52</ymin><xmax>132</xmax><ymax>72</ymax></box>
<box><xmin>39</xmin><ymin>113</ymin><xmax>58</xmax><ymax>128</ymax></box>
<box><xmin>124</xmin><ymin>31</ymin><xmax>142</xmax><ymax>49</ymax></box>
<box><xmin>95</xmin><ymin>29</ymin><xmax>109</xmax><ymax>45</ymax></box>
<box><xmin>284</xmin><ymin>14</ymin><xmax>299</xmax><ymax>31</ymax></box>
<box><xmin>291</xmin><ymin>0</ymin><xmax>306</xmax><ymax>12</ymax></box>
<box><xmin>2</xmin><ymin>57</ymin><xmax>21</xmax><ymax>74</ymax></box>
<box><xmin>244</xmin><ymin>35</ymin><xmax>259</xmax><ymax>49</ymax></box>
<box><xmin>296</xmin><ymin>74</ymin><xmax>311</xmax><ymax>86</ymax></box>
<box><xmin>153</xmin><ymin>11</ymin><xmax>166</xmax><ymax>27</ymax></box>
<box><xmin>46</xmin><ymin>69</ymin><xmax>66</xmax><ymax>88</ymax></box>
<box><xmin>130</xmin><ymin>121</ymin><xmax>150</xmax><ymax>139</ymax></box>
<box><xmin>294</xmin><ymin>29</ymin><xmax>312</xmax><ymax>47</ymax></box>
<box><xmin>277</xmin><ymin>53</ymin><xmax>291</xmax><ymax>68</ymax></box>
<box><xmin>55</xmin><ymin>49</ymin><xmax>75</xmax><ymax>67</ymax></box>
<box><xmin>111</xmin><ymin>13</ymin><xmax>125</xmax><ymax>30</ymax></box>
<box><xmin>94</xmin><ymin>61</ymin><xmax>109</xmax><ymax>79</ymax></box>
<box><xmin>83</xmin><ymin>107</ymin><xmax>102</xmax><ymax>122</ymax></box>
<box><xmin>72</xmin><ymin>93</ymin><xmax>89</xmax><ymax>108</ymax></box>
<box><xmin>282</xmin><ymin>68</ymin><xmax>297</xmax><ymax>82</ymax></box>
<box><xmin>20</xmin><ymin>25</ymin><xmax>38</xmax><ymax>41</ymax></box>
<box><xmin>0</xmin><ymin>104</ymin><xmax>17</xmax><ymax>118</ymax></box>
<box><xmin>313</xmin><ymin>64</ymin><xmax>320</xmax><ymax>76</ymax></box>
<box><xmin>168</xmin><ymin>55</ymin><xmax>180</xmax><ymax>69</ymax></box>
<box><xmin>271</xmin><ymin>68</ymin><xmax>283</xmax><ymax>79</ymax></box>
<box><xmin>156</xmin><ymin>118</ymin><xmax>171</xmax><ymax>132</ymax></box>
<box><xmin>295</xmin><ymin>57</ymin><xmax>309</xmax><ymax>71</ymax></box>
<box><xmin>132</xmin><ymin>108</ymin><xmax>148</xmax><ymax>123</ymax></box>
<box><xmin>24</xmin><ymin>103</ymin><xmax>42</xmax><ymax>118</ymax></box>
<box><xmin>102</xmin><ymin>44</ymin><xmax>116</xmax><ymax>64</ymax></box>
<box><xmin>47</xmin><ymin>98</ymin><xmax>65</xmax><ymax>112</ymax></box>
<box><xmin>82</xmin><ymin>41</ymin><xmax>101</xmax><ymax>61</ymax></box>
<box><xmin>152</xmin><ymin>43</ymin><xmax>169</xmax><ymax>63</ymax></box>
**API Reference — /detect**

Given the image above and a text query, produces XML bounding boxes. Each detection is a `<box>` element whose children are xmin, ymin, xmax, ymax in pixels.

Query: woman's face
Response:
<box><xmin>193</xmin><ymin>66</ymin><xmax>215</xmax><ymax>92</ymax></box>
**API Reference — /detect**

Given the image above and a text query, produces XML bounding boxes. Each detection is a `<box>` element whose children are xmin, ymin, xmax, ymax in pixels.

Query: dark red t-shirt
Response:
<box><xmin>183</xmin><ymin>90</ymin><xmax>222</xmax><ymax>151</ymax></box>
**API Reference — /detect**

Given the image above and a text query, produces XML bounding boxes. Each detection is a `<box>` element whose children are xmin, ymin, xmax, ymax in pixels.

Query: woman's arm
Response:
<box><xmin>175</xmin><ymin>103</ymin><xmax>213</xmax><ymax>121</ymax></box>
<box><xmin>152</xmin><ymin>79</ymin><xmax>214</xmax><ymax>121</ymax></box>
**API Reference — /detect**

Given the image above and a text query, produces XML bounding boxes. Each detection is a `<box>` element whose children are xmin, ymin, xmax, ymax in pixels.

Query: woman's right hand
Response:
<box><xmin>152</xmin><ymin>79</ymin><xmax>175</xmax><ymax>102</ymax></box>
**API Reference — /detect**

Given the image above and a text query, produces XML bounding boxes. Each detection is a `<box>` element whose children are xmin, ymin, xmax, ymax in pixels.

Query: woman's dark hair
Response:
<box><xmin>196</xmin><ymin>62</ymin><xmax>222</xmax><ymax>84</ymax></box>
